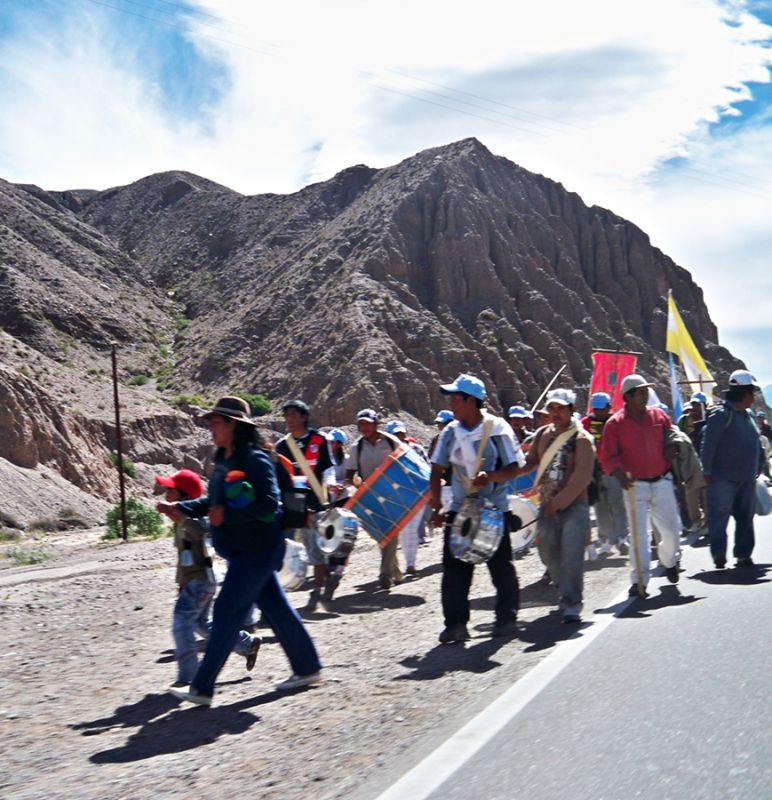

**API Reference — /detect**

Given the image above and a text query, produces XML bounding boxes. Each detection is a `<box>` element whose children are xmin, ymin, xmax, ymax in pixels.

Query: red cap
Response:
<box><xmin>154</xmin><ymin>469</ymin><xmax>204</xmax><ymax>500</ymax></box>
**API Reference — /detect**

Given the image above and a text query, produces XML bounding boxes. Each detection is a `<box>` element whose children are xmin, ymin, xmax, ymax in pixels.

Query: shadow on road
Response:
<box><xmin>517</xmin><ymin>610</ymin><xmax>594</xmax><ymax>653</ymax></box>
<box><xmin>615</xmin><ymin>585</ymin><xmax>704</xmax><ymax>619</ymax></box>
<box><xmin>688</xmin><ymin>563</ymin><xmax>770</xmax><ymax>586</ymax></box>
<box><xmin>394</xmin><ymin>634</ymin><xmax>515</xmax><ymax>681</ymax></box>
<box><xmin>81</xmin><ymin>687</ymin><xmax>299</xmax><ymax>763</ymax></box>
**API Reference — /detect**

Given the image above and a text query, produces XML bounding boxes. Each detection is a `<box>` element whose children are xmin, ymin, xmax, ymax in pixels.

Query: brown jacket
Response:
<box><xmin>523</xmin><ymin>424</ymin><xmax>596</xmax><ymax>510</ymax></box>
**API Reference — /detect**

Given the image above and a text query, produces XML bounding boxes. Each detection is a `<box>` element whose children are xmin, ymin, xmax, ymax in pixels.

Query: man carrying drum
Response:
<box><xmin>429</xmin><ymin>374</ymin><xmax>525</xmax><ymax>643</ymax></box>
<box><xmin>345</xmin><ymin>409</ymin><xmax>404</xmax><ymax>589</ymax></box>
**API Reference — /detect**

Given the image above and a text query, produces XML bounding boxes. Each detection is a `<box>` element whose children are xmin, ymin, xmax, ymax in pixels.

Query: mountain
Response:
<box><xmin>0</xmin><ymin>138</ymin><xmax>745</xmax><ymax>522</ymax></box>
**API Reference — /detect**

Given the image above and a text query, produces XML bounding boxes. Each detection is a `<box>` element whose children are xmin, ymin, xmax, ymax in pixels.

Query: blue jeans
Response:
<box><xmin>707</xmin><ymin>478</ymin><xmax>756</xmax><ymax>560</ymax></box>
<box><xmin>537</xmin><ymin>502</ymin><xmax>589</xmax><ymax>617</ymax></box>
<box><xmin>193</xmin><ymin>541</ymin><xmax>321</xmax><ymax>698</ymax></box>
<box><xmin>173</xmin><ymin>578</ymin><xmax>216</xmax><ymax>684</ymax></box>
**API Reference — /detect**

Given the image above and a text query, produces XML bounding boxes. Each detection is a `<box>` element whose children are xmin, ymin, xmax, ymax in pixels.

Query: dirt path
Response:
<box><xmin>0</xmin><ymin>527</ymin><xmax>629</xmax><ymax>800</ymax></box>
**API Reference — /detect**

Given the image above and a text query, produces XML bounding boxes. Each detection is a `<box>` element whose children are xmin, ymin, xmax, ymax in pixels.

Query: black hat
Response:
<box><xmin>281</xmin><ymin>399</ymin><xmax>310</xmax><ymax>416</ymax></box>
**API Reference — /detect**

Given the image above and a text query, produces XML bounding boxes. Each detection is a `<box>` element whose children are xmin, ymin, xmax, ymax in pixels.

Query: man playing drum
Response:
<box><xmin>429</xmin><ymin>374</ymin><xmax>525</xmax><ymax>643</ymax></box>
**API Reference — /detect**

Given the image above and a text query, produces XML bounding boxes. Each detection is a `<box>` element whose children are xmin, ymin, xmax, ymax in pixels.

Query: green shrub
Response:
<box><xmin>128</xmin><ymin>373</ymin><xmax>149</xmax><ymax>386</ymax></box>
<box><xmin>107</xmin><ymin>452</ymin><xmax>137</xmax><ymax>478</ymax></box>
<box><xmin>174</xmin><ymin>316</ymin><xmax>190</xmax><ymax>333</ymax></box>
<box><xmin>6</xmin><ymin>546</ymin><xmax>49</xmax><ymax>565</ymax></box>
<box><xmin>170</xmin><ymin>394</ymin><xmax>206</xmax><ymax>408</ymax></box>
<box><xmin>233</xmin><ymin>391</ymin><xmax>271</xmax><ymax>417</ymax></box>
<box><xmin>104</xmin><ymin>498</ymin><xmax>165</xmax><ymax>540</ymax></box>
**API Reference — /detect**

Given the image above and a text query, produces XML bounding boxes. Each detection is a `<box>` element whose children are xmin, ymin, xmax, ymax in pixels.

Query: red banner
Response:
<box><xmin>589</xmin><ymin>352</ymin><xmax>638</xmax><ymax>412</ymax></box>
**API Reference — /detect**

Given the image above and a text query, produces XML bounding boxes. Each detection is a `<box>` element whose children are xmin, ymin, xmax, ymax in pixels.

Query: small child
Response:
<box><xmin>155</xmin><ymin>469</ymin><xmax>261</xmax><ymax>686</ymax></box>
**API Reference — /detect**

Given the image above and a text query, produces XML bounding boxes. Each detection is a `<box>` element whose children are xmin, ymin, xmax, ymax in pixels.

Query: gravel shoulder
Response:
<box><xmin>0</xmin><ymin>525</ymin><xmax>630</xmax><ymax>800</ymax></box>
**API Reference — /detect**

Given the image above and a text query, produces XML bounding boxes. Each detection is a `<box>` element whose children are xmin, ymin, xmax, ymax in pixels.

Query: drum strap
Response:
<box><xmin>285</xmin><ymin>434</ymin><xmax>329</xmax><ymax>506</ymax></box>
<box><xmin>533</xmin><ymin>423</ymin><xmax>579</xmax><ymax>488</ymax></box>
<box><xmin>454</xmin><ymin>416</ymin><xmax>494</xmax><ymax>496</ymax></box>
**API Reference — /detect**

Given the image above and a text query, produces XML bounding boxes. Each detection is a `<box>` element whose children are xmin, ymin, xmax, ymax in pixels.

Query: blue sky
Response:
<box><xmin>1</xmin><ymin>0</ymin><xmax>771</xmax><ymax>390</ymax></box>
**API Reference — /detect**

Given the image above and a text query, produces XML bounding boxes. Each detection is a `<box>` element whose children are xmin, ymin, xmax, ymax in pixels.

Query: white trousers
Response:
<box><xmin>399</xmin><ymin>512</ymin><xmax>422</xmax><ymax>569</ymax></box>
<box><xmin>623</xmin><ymin>476</ymin><xmax>681</xmax><ymax>586</ymax></box>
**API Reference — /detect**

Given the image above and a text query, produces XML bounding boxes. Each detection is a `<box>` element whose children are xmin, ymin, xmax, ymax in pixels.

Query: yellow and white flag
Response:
<box><xmin>666</xmin><ymin>292</ymin><xmax>715</xmax><ymax>398</ymax></box>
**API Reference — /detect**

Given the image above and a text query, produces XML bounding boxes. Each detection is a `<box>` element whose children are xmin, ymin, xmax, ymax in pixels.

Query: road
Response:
<box><xmin>373</xmin><ymin>513</ymin><xmax>772</xmax><ymax>800</ymax></box>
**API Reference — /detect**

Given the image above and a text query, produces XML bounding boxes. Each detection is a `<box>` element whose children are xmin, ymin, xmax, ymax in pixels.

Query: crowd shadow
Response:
<box><xmin>688</xmin><ymin>563</ymin><xmax>770</xmax><ymax>586</ymax></box>
<box><xmin>81</xmin><ymin>688</ymin><xmax>298</xmax><ymax>763</ymax></box>
<box><xmin>614</xmin><ymin>585</ymin><xmax>704</xmax><ymax>619</ymax></box>
<box><xmin>317</xmin><ymin>591</ymin><xmax>425</xmax><ymax>617</ymax></box>
<box><xmin>517</xmin><ymin>610</ymin><xmax>594</xmax><ymax>654</ymax></box>
<box><xmin>394</xmin><ymin>633</ymin><xmax>515</xmax><ymax>681</ymax></box>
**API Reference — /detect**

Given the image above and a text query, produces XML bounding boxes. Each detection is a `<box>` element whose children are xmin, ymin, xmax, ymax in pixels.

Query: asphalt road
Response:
<box><xmin>380</xmin><ymin>513</ymin><xmax>772</xmax><ymax>800</ymax></box>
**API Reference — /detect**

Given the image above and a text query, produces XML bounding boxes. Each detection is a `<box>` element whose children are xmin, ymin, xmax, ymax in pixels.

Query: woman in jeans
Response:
<box><xmin>158</xmin><ymin>396</ymin><xmax>322</xmax><ymax>705</ymax></box>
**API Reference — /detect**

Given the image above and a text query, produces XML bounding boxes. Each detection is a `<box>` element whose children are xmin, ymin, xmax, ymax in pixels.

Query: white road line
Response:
<box><xmin>373</xmin><ymin>587</ymin><xmax>633</xmax><ymax>800</ymax></box>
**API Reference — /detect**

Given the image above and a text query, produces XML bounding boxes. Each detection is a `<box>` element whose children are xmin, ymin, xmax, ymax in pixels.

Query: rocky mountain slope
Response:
<box><xmin>0</xmin><ymin>138</ymin><xmax>743</xmax><ymax>522</ymax></box>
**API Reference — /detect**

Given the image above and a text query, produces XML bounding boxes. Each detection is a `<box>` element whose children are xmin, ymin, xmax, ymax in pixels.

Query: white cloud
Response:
<box><xmin>0</xmin><ymin>0</ymin><xmax>771</xmax><ymax>379</ymax></box>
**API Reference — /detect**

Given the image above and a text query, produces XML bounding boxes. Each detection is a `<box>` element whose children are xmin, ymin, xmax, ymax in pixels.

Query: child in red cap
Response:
<box><xmin>155</xmin><ymin>469</ymin><xmax>260</xmax><ymax>686</ymax></box>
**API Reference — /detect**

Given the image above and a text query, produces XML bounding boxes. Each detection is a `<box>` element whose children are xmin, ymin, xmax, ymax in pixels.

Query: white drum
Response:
<box><xmin>508</xmin><ymin>494</ymin><xmax>539</xmax><ymax>553</ymax></box>
<box><xmin>450</xmin><ymin>498</ymin><xmax>505</xmax><ymax>564</ymax></box>
<box><xmin>278</xmin><ymin>537</ymin><xmax>308</xmax><ymax>591</ymax></box>
<box><xmin>315</xmin><ymin>507</ymin><xmax>359</xmax><ymax>558</ymax></box>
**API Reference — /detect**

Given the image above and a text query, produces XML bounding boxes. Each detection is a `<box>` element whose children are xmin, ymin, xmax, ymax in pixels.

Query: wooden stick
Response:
<box><xmin>530</xmin><ymin>364</ymin><xmax>567</xmax><ymax>416</ymax></box>
<box><xmin>625</xmin><ymin>478</ymin><xmax>645</xmax><ymax>596</ymax></box>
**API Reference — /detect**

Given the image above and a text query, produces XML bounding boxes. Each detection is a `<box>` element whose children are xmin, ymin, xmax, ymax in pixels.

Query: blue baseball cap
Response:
<box><xmin>386</xmin><ymin>420</ymin><xmax>407</xmax><ymax>434</ymax></box>
<box><xmin>507</xmin><ymin>405</ymin><xmax>529</xmax><ymax>418</ymax></box>
<box><xmin>434</xmin><ymin>409</ymin><xmax>454</xmax><ymax>424</ymax></box>
<box><xmin>590</xmin><ymin>392</ymin><xmax>611</xmax><ymax>410</ymax></box>
<box><xmin>328</xmin><ymin>428</ymin><xmax>347</xmax><ymax>444</ymax></box>
<box><xmin>439</xmin><ymin>373</ymin><xmax>486</xmax><ymax>401</ymax></box>
<box><xmin>690</xmin><ymin>392</ymin><xmax>708</xmax><ymax>404</ymax></box>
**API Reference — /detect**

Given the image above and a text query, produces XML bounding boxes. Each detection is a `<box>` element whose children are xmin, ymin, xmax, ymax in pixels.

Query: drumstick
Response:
<box><xmin>530</xmin><ymin>364</ymin><xmax>567</xmax><ymax>417</ymax></box>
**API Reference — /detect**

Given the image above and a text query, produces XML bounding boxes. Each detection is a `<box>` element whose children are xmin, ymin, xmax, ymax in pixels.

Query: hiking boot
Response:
<box><xmin>617</xmin><ymin>541</ymin><xmax>629</xmax><ymax>556</ymax></box>
<box><xmin>245</xmin><ymin>636</ymin><xmax>261</xmax><ymax>671</ymax></box>
<box><xmin>322</xmin><ymin>572</ymin><xmax>341</xmax><ymax>602</ymax></box>
<box><xmin>491</xmin><ymin>619</ymin><xmax>519</xmax><ymax>638</ymax></box>
<box><xmin>306</xmin><ymin>588</ymin><xmax>322</xmax><ymax>611</ymax></box>
<box><xmin>628</xmin><ymin>583</ymin><xmax>649</xmax><ymax>598</ymax></box>
<box><xmin>438</xmin><ymin>624</ymin><xmax>471</xmax><ymax>644</ymax></box>
<box><xmin>736</xmin><ymin>556</ymin><xmax>754</xmax><ymax>567</ymax></box>
<box><xmin>275</xmin><ymin>671</ymin><xmax>322</xmax><ymax>691</ymax></box>
<box><xmin>665</xmin><ymin>565</ymin><xmax>680</xmax><ymax>584</ymax></box>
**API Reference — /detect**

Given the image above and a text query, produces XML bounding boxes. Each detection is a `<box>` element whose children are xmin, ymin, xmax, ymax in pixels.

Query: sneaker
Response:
<box><xmin>245</xmin><ymin>636</ymin><xmax>261</xmax><ymax>671</ymax></box>
<box><xmin>378</xmin><ymin>575</ymin><xmax>392</xmax><ymax>590</ymax></box>
<box><xmin>562</xmin><ymin>613</ymin><xmax>582</xmax><ymax>624</ymax></box>
<box><xmin>306</xmin><ymin>588</ymin><xmax>321</xmax><ymax>611</ymax></box>
<box><xmin>736</xmin><ymin>556</ymin><xmax>754</xmax><ymax>567</ymax></box>
<box><xmin>275</xmin><ymin>671</ymin><xmax>322</xmax><ymax>691</ymax></box>
<box><xmin>169</xmin><ymin>686</ymin><xmax>212</xmax><ymax>706</ymax></box>
<box><xmin>171</xmin><ymin>680</ymin><xmax>189</xmax><ymax>688</ymax></box>
<box><xmin>438</xmin><ymin>624</ymin><xmax>471</xmax><ymax>644</ymax></box>
<box><xmin>600</xmin><ymin>541</ymin><xmax>613</xmax><ymax>555</ymax></box>
<box><xmin>405</xmin><ymin>565</ymin><xmax>418</xmax><ymax>576</ymax></box>
<box><xmin>491</xmin><ymin>619</ymin><xmax>519</xmax><ymax>638</ymax></box>
<box><xmin>617</xmin><ymin>541</ymin><xmax>629</xmax><ymax>556</ymax></box>
<box><xmin>628</xmin><ymin>583</ymin><xmax>649</xmax><ymax>598</ymax></box>
<box><xmin>713</xmin><ymin>555</ymin><xmax>727</xmax><ymax>569</ymax></box>
<box><xmin>322</xmin><ymin>572</ymin><xmax>341</xmax><ymax>602</ymax></box>
<box><xmin>586</xmin><ymin>544</ymin><xmax>598</xmax><ymax>561</ymax></box>
<box><xmin>665</xmin><ymin>565</ymin><xmax>680</xmax><ymax>584</ymax></box>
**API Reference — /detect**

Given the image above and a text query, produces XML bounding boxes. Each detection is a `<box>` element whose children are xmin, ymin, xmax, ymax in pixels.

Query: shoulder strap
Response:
<box><xmin>285</xmin><ymin>434</ymin><xmax>328</xmax><ymax>505</ymax></box>
<box><xmin>453</xmin><ymin>416</ymin><xmax>494</xmax><ymax>496</ymax></box>
<box><xmin>534</xmin><ymin>424</ymin><xmax>579</xmax><ymax>487</ymax></box>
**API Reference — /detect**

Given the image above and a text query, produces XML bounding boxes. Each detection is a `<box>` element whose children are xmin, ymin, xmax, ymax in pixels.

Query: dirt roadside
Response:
<box><xmin>0</xmin><ymin>526</ymin><xmax>631</xmax><ymax>800</ymax></box>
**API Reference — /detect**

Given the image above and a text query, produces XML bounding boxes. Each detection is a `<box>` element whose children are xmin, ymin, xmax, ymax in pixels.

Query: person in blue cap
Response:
<box><xmin>581</xmin><ymin>392</ymin><xmax>629</xmax><ymax>555</ymax></box>
<box><xmin>507</xmin><ymin>405</ymin><xmax>534</xmax><ymax>444</ymax></box>
<box><xmin>429</xmin><ymin>374</ymin><xmax>525</xmax><ymax>642</ymax></box>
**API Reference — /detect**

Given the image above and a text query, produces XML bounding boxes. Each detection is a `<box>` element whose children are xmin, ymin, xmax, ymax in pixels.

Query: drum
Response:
<box><xmin>315</xmin><ymin>507</ymin><xmax>359</xmax><ymax>558</ymax></box>
<box><xmin>277</xmin><ymin>537</ymin><xmax>308</xmax><ymax>591</ymax></box>
<box><xmin>508</xmin><ymin>494</ymin><xmax>539</xmax><ymax>553</ymax></box>
<box><xmin>449</xmin><ymin>497</ymin><xmax>505</xmax><ymax>564</ymax></box>
<box><xmin>345</xmin><ymin>446</ymin><xmax>430</xmax><ymax>548</ymax></box>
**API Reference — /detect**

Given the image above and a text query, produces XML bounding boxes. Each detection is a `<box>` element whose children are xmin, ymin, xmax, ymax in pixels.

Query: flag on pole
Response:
<box><xmin>666</xmin><ymin>292</ymin><xmax>715</xmax><ymax>398</ymax></box>
<box><xmin>589</xmin><ymin>351</ymin><xmax>638</xmax><ymax>412</ymax></box>
<box><xmin>668</xmin><ymin>352</ymin><xmax>683</xmax><ymax>421</ymax></box>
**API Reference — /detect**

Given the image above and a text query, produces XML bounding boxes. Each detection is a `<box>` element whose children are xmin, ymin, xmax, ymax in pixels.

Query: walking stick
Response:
<box><xmin>625</xmin><ymin>476</ymin><xmax>645</xmax><ymax>596</ymax></box>
<box><xmin>530</xmin><ymin>364</ymin><xmax>567</xmax><ymax>417</ymax></box>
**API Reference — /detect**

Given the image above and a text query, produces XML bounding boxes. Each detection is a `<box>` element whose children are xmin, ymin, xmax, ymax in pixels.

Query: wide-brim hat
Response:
<box><xmin>201</xmin><ymin>396</ymin><xmax>257</xmax><ymax>426</ymax></box>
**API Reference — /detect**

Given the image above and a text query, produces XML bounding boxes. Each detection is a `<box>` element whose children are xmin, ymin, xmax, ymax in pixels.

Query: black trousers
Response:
<box><xmin>441</xmin><ymin>511</ymin><xmax>519</xmax><ymax>628</ymax></box>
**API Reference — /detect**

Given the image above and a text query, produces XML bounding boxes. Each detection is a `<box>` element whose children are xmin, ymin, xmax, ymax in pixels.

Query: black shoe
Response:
<box><xmin>245</xmin><ymin>637</ymin><xmax>261</xmax><ymax>671</ymax></box>
<box><xmin>438</xmin><ymin>624</ymin><xmax>471</xmax><ymax>644</ymax></box>
<box><xmin>665</xmin><ymin>565</ymin><xmax>679</xmax><ymax>584</ymax></box>
<box><xmin>491</xmin><ymin>619</ymin><xmax>519</xmax><ymax>638</ymax></box>
<box><xmin>306</xmin><ymin>588</ymin><xmax>321</xmax><ymax>611</ymax></box>
<box><xmin>322</xmin><ymin>572</ymin><xmax>341</xmax><ymax>602</ymax></box>
<box><xmin>736</xmin><ymin>556</ymin><xmax>754</xmax><ymax>567</ymax></box>
<box><xmin>713</xmin><ymin>555</ymin><xmax>727</xmax><ymax>569</ymax></box>
<box><xmin>628</xmin><ymin>583</ymin><xmax>649</xmax><ymax>598</ymax></box>
<box><xmin>562</xmin><ymin>614</ymin><xmax>581</xmax><ymax>624</ymax></box>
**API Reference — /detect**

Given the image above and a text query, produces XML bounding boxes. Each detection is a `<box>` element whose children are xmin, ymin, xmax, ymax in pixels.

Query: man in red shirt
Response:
<box><xmin>598</xmin><ymin>375</ymin><xmax>681</xmax><ymax>597</ymax></box>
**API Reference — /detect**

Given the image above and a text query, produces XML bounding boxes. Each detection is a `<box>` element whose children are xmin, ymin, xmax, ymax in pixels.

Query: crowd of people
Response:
<box><xmin>154</xmin><ymin>368</ymin><xmax>769</xmax><ymax>706</ymax></box>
